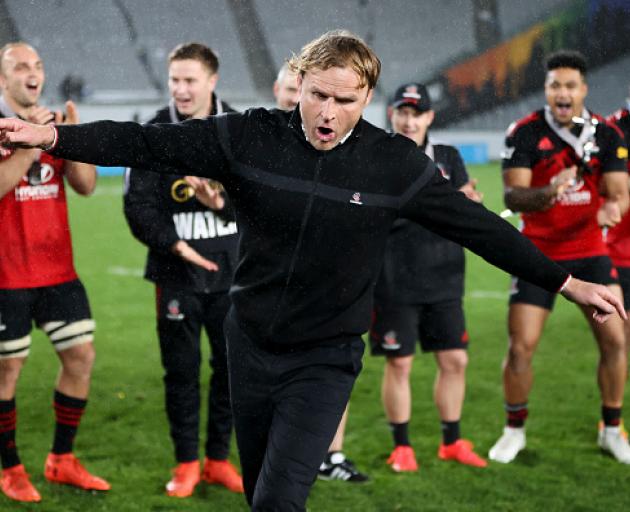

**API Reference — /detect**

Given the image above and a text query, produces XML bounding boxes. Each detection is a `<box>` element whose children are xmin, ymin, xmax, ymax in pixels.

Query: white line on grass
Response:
<box><xmin>107</xmin><ymin>266</ymin><xmax>144</xmax><ymax>277</ymax></box>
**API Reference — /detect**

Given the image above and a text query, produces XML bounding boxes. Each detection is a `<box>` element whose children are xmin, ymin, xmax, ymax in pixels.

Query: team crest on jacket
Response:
<box><xmin>166</xmin><ymin>299</ymin><xmax>185</xmax><ymax>321</ymax></box>
<box><xmin>171</xmin><ymin>179</ymin><xmax>195</xmax><ymax>203</ymax></box>
<box><xmin>350</xmin><ymin>192</ymin><xmax>363</xmax><ymax>205</ymax></box>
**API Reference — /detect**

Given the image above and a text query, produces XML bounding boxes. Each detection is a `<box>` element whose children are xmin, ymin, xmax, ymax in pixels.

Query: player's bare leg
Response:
<box><xmin>434</xmin><ymin>349</ymin><xmax>486</xmax><ymax>467</ymax></box>
<box><xmin>45</xmin><ymin>342</ymin><xmax>110</xmax><ymax>490</ymax></box>
<box><xmin>382</xmin><ymin>355</ymin><xmax>417</xmax><ymax>471</ymax></box>
<box><xmin>489</xmin><ymin>304</ymin><xmax>548</xmax><ymax>463</ymax></box>
<box><xmin>0</xmin><ymin>356</ymin><xmax>40</xmax><ymax>502</ymax></box>
<box><xmin>582</xmin><ymin>284</ymin><xmax>630</xmax><ymax>463</ymax></box>
<box><xmin>318</xmin><ymin>405</ymin><xmax>368</xmax><ymax>482</ymax></box>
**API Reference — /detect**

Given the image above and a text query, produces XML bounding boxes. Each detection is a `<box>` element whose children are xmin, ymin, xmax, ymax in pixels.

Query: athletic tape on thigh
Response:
<box><xmin>0</xmin><ymin>334</ymin><xmax>31</xmax><ymax>359</ymax></box>
<box><xmin>41</xmin><ymin>319</ymin><xmax>95</xmax><ymax>351</ymax></box>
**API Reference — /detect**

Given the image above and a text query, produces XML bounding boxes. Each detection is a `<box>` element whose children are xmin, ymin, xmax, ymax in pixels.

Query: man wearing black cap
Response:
<box><xmin>370</xmin><ymin>83</ymin><xmax>487</xmax><ymax>471</ymax></box>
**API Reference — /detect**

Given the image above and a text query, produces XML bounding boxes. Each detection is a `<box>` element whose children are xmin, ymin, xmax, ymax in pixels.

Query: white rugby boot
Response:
<box><xmin>598</xmin><ymin>425</ymin><xmax>630</xmax><ymax>464</ymax></box>
<box><xmin>488</xmin><ymin>426</ymin><xmax>526</xmax><ymax>463</ymax></box>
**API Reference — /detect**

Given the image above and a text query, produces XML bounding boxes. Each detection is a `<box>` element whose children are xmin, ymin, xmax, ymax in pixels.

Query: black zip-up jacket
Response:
<box><xmin>51</xmin><ymin>107</ymin><xmax>569</xmax><ymax>347</ymax></box>
<box><xmin>123</xmin><ymin>97</ymin><xmax>238</xmax><ymax>293</ymax></box>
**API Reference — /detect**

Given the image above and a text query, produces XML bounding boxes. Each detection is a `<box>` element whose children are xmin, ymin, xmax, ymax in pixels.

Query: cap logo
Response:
<box><xmin>403</xmin><ymin>85</ymin><xmax>421</xmax><ymax>100</ymax></box>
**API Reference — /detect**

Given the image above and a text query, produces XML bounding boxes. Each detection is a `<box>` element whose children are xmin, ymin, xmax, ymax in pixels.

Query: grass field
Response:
<box><xmin>6</xmin><ymin>164</ymin><xmax>630</xmax><ymax>511</ymax></box>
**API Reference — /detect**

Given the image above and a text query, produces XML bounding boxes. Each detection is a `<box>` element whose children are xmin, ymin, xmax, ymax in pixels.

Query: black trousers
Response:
<box><xmin>224</xmin><ymin>309</ymin><xmax>364</xmax><ymax>511</ymax></box>
<box><xmin>156</xmin><ymin>286</ymin><xmax>233</xmax><ymax>462</ymax></box>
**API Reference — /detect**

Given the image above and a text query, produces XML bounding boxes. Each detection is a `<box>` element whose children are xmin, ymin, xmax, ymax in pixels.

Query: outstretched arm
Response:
<box><xmin>0</xmin><ymin>114</ymin><xmax>234</xmax><ymax>182</ymax></box>
<box><xmin>401</xmin><ymin>165</ymin><xmax>625</xmax><ymax>322</ymax></box>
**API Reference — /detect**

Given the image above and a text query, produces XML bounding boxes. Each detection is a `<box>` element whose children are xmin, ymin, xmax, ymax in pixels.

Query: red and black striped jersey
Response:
<box><xmin>502</xmin><ymin>108</ymin><xmax>628</xmax><ymax>260</ymax></box>
<box><xmin>0</xmin><ymin>150</ymin><xmax>77</xmax><ymax>288</ymax></box>
<box><xmin>605</xmin><ymin>108</ymin><xmax>630</xmax><ymax>267</ymax></box>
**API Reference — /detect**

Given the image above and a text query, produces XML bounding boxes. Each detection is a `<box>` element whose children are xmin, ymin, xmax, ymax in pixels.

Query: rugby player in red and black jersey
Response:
<box><xmin>123</xmin><ymin>43</ymin><xmax>243</xmax><ymax>498</ymax></box>
<box><xmin>606</xmin><ymin>101</ymin><xmax>630</xmax><ymax>316</ymax></box>
<box><xmin>488</xmin><ymin>50</ymin><xmax>630</xmax><ymax>464</ymax></box>
<box><xmin>370</xmin><ymin>83</ymin><xmax>486</xmax><ymax>471</ymax></box>
<box><xmin>0</xmin><ymin>43</ymin><xmax>109</xmax><ymax>502</ymax></box>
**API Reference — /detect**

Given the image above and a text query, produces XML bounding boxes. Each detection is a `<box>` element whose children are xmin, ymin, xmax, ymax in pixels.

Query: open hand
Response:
<box><xmin>184</xmin><ymin>176</ymin><xmax>225</xmax><ymax>210</ymax></box>
<box><xmin>171</xmin><ymin>240</ymin><xmax>219</xmax><ymax>272</ymax></box>
<box><xmin>560</xmin><ymin>277</ymin><xmax>627</xmax><ymax>323</ymax></box>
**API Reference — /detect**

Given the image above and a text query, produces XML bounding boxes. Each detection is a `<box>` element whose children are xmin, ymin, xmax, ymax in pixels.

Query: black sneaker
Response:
<box><xmin>318</xmin><ymin>452</ymin><xmax>369</xmax><ymax>483</ymax></box>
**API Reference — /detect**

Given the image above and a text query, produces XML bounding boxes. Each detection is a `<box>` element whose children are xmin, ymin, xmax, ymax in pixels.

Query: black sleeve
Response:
<box><xmin>599</xmin><ymin>122</ymin><xmax>628</xmax><ymax>173</ymax></box>
<box><xmin>399</xmin><ymin>160</ymin><xmax>569</xmax><ymax>292</ymax></box>
<box><xmin>502</xmin><ymin>123</ymin><xmax>536</xmax><ymax>171</ymax></box>
<box><xmin>123</xmin><ymin>168</ymin><xmax>179</xmax><ymax>253</ymax></box>
<box><xmin>51</xmin><ymin>112</ymin><xmax>247</xmax><ymax>181</ymax></box>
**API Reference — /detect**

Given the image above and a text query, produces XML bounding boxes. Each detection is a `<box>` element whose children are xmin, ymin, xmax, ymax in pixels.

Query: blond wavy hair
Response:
<box><xmin>287</xmin><ymin>30</ymin><xmax>381</xmax><ymax>90</ymax></box>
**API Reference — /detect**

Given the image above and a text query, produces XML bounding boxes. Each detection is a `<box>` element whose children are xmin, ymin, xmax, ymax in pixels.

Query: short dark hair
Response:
<box><xmin>545</xmin><ymin>50</ymin><xmax>587</xmax><ymax>76</ymax></box>
<box><xmin>168</xmin><ymin>42</ymin><xmax>219</xmax><ymax>74</ymax></box>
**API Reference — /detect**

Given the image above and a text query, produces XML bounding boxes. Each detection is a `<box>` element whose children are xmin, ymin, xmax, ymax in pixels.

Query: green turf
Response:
<box><xmin>7</xmin><ymin>165</ymin><xmax>630</xmax><ymax>511</ymax></box>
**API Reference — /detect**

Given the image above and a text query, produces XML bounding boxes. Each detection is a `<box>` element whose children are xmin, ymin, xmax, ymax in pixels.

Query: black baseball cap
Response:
<box><xmin>390</xmin><ymin>83</ymin><xmax>431</xmax><ymax>112</ymax></box>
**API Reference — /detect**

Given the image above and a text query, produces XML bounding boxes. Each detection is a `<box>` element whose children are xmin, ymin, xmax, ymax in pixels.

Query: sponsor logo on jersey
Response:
<box><xmin>172</xmin><ymin>211</ymin><xmax>237</xmax><ymax>240</ymax></box>
<box><xmin>349</xmin><ymin>192</ymin><xmax>363</xmax><ymax>205</ymax></box>
<box><xmin>14</xmin><ymin>162</ymin><xmax>59</xmax><ymax>201</ymax></box>
<box><xmin>618</xmin><ymin>147</ymin><xmax>629</xmax><ymax>159</ymax></box>
<box><xmin>556</xmin><ymin>178</ymin><xmax>591</xmax><ymax>206</ymax></box>
<box><xmin>382</xmin><ymin>330</ymin><xmax>401</xmax><ymax>351</ymax></box>
<box><xmin>537</xmin><ymin>137</ymin><xmax>554</xmax><ymax>151</ymax></box>
<box><xmin>171</xmin><ymin>179</ymin><xmax>195</xmax><ymax>203</ymax></box>
<box><xmin>166</xmin><ymin>299</ymin><xmax>185</xmax><ymax>321</ymax></box>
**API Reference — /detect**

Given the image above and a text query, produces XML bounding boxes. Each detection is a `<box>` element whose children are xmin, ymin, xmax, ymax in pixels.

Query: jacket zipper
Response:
<box><xmin>267</xmin><ymin>154</ymin><xmax>324</xmax><ymax>337</ymax></box>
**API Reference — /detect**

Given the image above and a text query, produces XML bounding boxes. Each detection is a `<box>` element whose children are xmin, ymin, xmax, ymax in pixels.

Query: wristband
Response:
<box><xmin>557</xmin><ymin>274</ymin><xmax>572</xmax><ymax>294</ymax></box>
<box><xmin>41</xmin><ymin>124</ymin><xmax>58</xmax><ymax>151</ymax></box>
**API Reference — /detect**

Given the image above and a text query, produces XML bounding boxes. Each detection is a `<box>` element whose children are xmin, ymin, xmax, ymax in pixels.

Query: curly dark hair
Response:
<box><xmin>545</xmin><ymin>50</ymin><xmax>587</xmax><ymax>76</ymax></box>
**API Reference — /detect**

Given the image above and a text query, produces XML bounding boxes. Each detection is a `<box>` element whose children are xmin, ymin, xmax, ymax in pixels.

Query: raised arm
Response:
<box><xmin>0</xmin><ymin>113</ymin><xmax>237</xmax><ymax>182</ymax></box>
<box><xmin>60</xmin><ymin>102</ymin><xmax>97</xmax><ymax>196</ymax></box>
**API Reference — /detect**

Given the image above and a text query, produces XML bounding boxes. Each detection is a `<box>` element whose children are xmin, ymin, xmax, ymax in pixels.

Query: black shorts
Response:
<box><xmin>0</xmin><ymin>279</ymin><xmax>94</xmax><ymax>359</ymax></box>
<box><xmin>369</xmin><ymin>298</ymin><xmax>468</xmax><ymax>357</ymax></box>
<box><xmin>617</xmin><ymin>266</ymin><xmax>630</xmax><ymax>311</ymax></box>
<box><xmin>509</xmin><ymin>255</ymin><xmax>618</xmax><ymax>311</ymax></box>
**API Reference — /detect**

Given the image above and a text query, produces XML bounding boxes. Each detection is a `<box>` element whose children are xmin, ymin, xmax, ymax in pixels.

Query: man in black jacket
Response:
<box><xmin>0</xmin><ymin>31</ymin><xmax>625</xmax><ymax>512</ymax></box>
<box><xmin>371</xmin><ymin>83</ymin><xmax>486</xmax><ymax>472</ymax></box>
<box><xmin>123</xmin><ymin>43</ymin><xmax>243</xmax><ymax>497</ymax></box>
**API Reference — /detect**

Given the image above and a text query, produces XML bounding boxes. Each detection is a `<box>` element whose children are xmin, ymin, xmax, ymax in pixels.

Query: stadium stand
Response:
<box><xmin>3</xmin><ymin>0</ymin><xmax>477</xmax><ymax>105</ymax></box>
<box><xmin>447</xmin><ymin>52</ymin><xmax>630</xmax><ymax>131</ymax></box>
<box><xmin>5</xmin><ymin>0</ymin><xmax>153</xmax><ymax>98</ymax></box>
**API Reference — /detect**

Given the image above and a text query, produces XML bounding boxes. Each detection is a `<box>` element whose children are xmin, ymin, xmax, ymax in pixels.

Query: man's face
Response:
<box><xmin>544</xmin><ymin>67</ymin><xmax>588</xmax><ymax>126</ymax></box>
<box><xmin>273</xmin><ymin>70</ymin><xmax>299</xmax><ymax>111</ymax></box>
<box><xmin>168</xmin><ymin>59</ymin><xmax>218</xmax><ymax>119</ymax></box>
<box><xmin>298</xmin><ymin>66</ymin><xmax>373</xmax><ymax>151</ymax></box>
<box><xmin>0</xmin><ymin>45</ymin><xmax>44</xmax><ymax>109</ymax></box>
<box><xmin>390</xmin><ymin>106</ymin><xmax>434</xmax><ymax>147</ymax></box>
